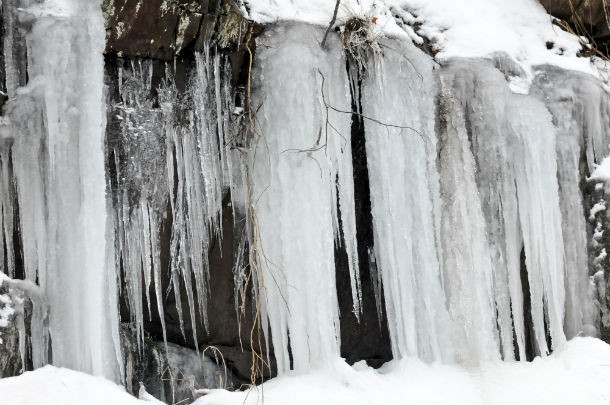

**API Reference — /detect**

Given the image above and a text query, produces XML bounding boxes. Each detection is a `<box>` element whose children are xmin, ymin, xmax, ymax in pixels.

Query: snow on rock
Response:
<box><xmin>0</xmin><ymin>289</ymin><xmax>15</xmax><ymax>342</ymax></box>
<box><xmin>395</xmin><ymin>0</ymin><xmax>592</xmax><ymax>75</ymax></box>
<box><xmin>242</xmin><ymin>0</ymin><xmax>599</xmax><ymax>85</ymax></box>
<box><xmin>590</xmin><ymin>201</ymin><xmax>607</xmax><ymax>221</ymax></box>
<box><xmin>590</xmin><ymin>156</ymin><xmax>610</xmax><ymax>183</ymax></box>
<box><xmin>194</xmin><ymin>337</ymin><xmax>610</xmax><ymax>405</ymax></box>
<box><xmin>0</xmin><ymin>366</ymin><xmax>149</xmax><ymax>405</ymax></box>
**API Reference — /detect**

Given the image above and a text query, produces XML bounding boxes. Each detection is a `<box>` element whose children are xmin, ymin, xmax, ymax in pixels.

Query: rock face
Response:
<box><xmin>104</xmin><ymin>0</ymin><xmax>212</xmax><ymax>60</ymax></box>
<box><xmin>103</xmin><ymin>0</ymin><xmax>256</xmax><ymax>60</ymax></box>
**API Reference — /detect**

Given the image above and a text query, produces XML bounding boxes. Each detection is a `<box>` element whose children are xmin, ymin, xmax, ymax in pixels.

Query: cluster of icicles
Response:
<box><xmin>0</xmin><ymin>0</ymin><xmax>607</xmax><ymax>382</ymax></box>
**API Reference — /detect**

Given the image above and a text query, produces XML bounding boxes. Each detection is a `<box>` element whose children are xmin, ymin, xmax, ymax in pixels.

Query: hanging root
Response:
<box><xmin>229</xmin><ymin>26</ymin><xmax>272</xmax><ymax>394</ymax></box>
<box><xmin>339</xmin><ymin>12</ymin><xmax>382</xmax><ymax>76</ymax></box>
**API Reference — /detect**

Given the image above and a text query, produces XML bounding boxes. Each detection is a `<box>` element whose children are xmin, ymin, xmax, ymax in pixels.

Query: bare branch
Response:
<box><xmin>317</xmin><ymin>69</ymin><xmax>424</xmax><ymax>140</ymax></box>
<box><xmin>321</xmin><ymin>0</ymin><xmax>341</xmax><ymax>49</ymax></box>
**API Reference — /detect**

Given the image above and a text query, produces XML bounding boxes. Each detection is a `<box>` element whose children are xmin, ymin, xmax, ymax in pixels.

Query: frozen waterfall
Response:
<box><xmin>0</xmin><ymin>5</ymin><xmax>608</xmax><ymax>388</ymax></box>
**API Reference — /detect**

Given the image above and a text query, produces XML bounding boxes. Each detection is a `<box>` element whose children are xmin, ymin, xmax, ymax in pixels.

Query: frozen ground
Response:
<box><xmin>0</xmin><ymin>366</ymin><xmax>151</xmax><ymax>405</ymax></box>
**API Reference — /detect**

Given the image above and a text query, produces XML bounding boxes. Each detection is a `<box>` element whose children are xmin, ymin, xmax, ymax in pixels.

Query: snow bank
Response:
<box><xmin>194</xmin><ymin>337</ymin><xmax>610</xmax><ymax>405</ymax></box>
<box><xmin>0</xmin><ymin>366</ymin><xmax>148</xmax><ymax>405</ymax></box>
<box><xmin>242</xmin><ymin>0</ymin><xmax>599</xmax><ymax>81</ymax></box>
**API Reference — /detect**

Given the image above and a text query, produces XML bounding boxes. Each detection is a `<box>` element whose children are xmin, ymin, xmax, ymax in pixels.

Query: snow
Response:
<box><xmin>195</xmin><ymin>337</ymin><xmax>610</xmax><ymax>405</ymax></box>
<box><xmin>590</xmin><ymin>201</ymin><xmax>607</xmax><ymax>220</ymax></box>
<box><xmin>0</xmin><ymin>366</ymin><xmax>149</xmax><ymax>405</ymax></box>
<box><xmin>0</xmin><ymin>291</ymin><xmax>15</xmax><ymax>338</ymax></box>
<box><xmin>1</xmin><ymin>339</ymin><xmax>608</xmax><ymax>405</ymax></box>
<box><xmin>590</xmin><ymin>156</ymin><xmax>610</xmax><ymax>183</ymax></box>
<box><xmin>243</xmin><ymin>0</ymin><xmax>601</xmax><ymax>86</ymax></box>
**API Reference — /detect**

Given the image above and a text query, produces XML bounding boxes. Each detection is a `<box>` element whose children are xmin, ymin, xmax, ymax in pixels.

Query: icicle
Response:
<box><xmin>510</xmin><ymin>96</ymin><xmax>566</xmax><ymax>354</ymax></box>
<box><xmin>437</xmin><ymin>77</ymin><xmax>501</xmax><ymax>363</ymax></box>
<box><xmin>110</xmin><ymin>47</ymin><xmax>233</xmax><ymax>352</ymax></box>
<box><xmin>326</xmin><ymin>53</ymin><xmax>361</xmax><ymax>318</ymax></box>
<box><xmin>249</xmin><ymin>24</ymin><xmax>356</xmax><ymax>373</ymax></box>
<box><xmin>193</xmin><ymin>50</ymin><xmax>224</xmax><ymax>238</ymax></box>
<box><xmin>531</xmin><ymin>69</ymin><xmax>610</xmax><ymax>338</ymax></box>
<box><xmin>361</xmin><ymin>39</ymin><xmax>452</xmax><ymax>362</ymax></box>
<box><xmin>0</xmin><ymin>148</ymin><xmax>15</xmax><ymax>278</ymax></box>
<box><xmin>1</xmin><ymin>0</ymin><xmax>121</xmax><ymax>378</ymax></box>
<box><xmin>442</xmin><ymin>61</ymin><xmax>526</xmax><ymax>361</ymax></box>
<box><xmin>112</xmin><ymin>59</ymin><xmax>167</xmax><ymax>350</ymax></box>
<box><xmin>442</xmin><ymin>60</ymin><xmax>567</xmax><ymax>358</ymax></box>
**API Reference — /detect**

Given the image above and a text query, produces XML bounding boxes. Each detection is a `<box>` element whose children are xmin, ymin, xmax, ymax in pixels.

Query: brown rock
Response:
<box><xmin>103</xmin><ymin>0</ymin><xmax>211</xmax><ymax>60</ymax></box>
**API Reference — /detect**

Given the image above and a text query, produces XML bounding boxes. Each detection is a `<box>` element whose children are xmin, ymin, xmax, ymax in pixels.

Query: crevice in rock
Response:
<box><xmin>334</xmin><ymin>57</ymin><xmax>392</xmax><ymax>368</ymax></box>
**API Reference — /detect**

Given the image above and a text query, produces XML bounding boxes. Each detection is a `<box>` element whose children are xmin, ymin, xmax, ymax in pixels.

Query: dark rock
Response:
<box><xmin>121</xmin><ymin>323</ymin><xmax>172</xmax><ymax>400</ymax></box>
<box><xmin>120</xmin><ymin>323</ymin><xmax>239</xmax><ymax>403</ymax></box>
<box><xmin>103</xmin><ymin>0</ymin><xmax>259</xmax><ymax>60</ymax></box>
<box><xmin>103</xmin><ymin>0</ymin><xmax>208</xmax><ymax>59</ymax></box>
<box><xmin>0</xmin><ymin>277</ymin><xmax>41</xmax><ymax>378</ymax></box>
<box><xmin>146</xmin><ymin>193</ymin><xmax>274</xmax><ymax>384</ymax></box>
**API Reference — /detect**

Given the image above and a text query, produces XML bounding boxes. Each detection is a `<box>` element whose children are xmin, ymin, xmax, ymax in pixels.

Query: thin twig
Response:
<box><xmin>317</xmin><ymin>69</ymin><xmax>424</xmax><ymax>139</ymax></box>
<box><xmin>321</xmin><ymin>0</ymin><xmax>341</xmax><ymax>49</ymax></box>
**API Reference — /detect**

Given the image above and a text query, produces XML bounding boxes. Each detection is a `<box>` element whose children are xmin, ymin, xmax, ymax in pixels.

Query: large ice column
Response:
<box><xmin>250</xmin><ymin>23</ymin><xmax>357</xmax><ymax>373</ymax></box>
<box><xmin>4</xmin><ymin>0</ymin><xmax>121</xmax><ymax>378</ymax></box>
<box><xmin>437</xmin><ymin>79</ymin><xmax>500</xmax><ymax>363</ymax></box>
<box><xmin>442</xmin><ymin>59</ymin><xmax>566</xmax><ymax>358</ymax></box>
<box><xmin>444</xmin><ymin>61</ymin><xmax>526</xmax><ymax>360</ymax></box>
<box><xmin>531</xmin><ymin>68</ymin><xmax>610</xmax><ymax>337</ymax></box>
<box><xmin>361</xmin><ymin>40</ymin><xmax>452</xmax><ymax>363</ymax></box>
